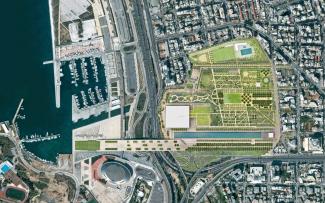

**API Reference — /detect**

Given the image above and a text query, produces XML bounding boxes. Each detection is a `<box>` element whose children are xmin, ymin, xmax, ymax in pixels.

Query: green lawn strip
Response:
<box><xmin>191</xmin><ymin>105</ymin><xmax>212</xmax><ymax>114</ymax></box>
<box><xmin>199</xmin><ymin>69</ymin><xmax>213</xmax><ymax>88</ymax></box>
<box><xmin>173</xmin><ymin>150</ymin><xmax>268</xmax><ymax>172</ymax></box>
<box><xmin>210</xmin><ymin>46</ymin><xmax>236</xmax><ymax>62</ymax></box>
<box><xmin>223</xmin><ymin>93</ymin><xmax>242</xmax><ymax>103</ymax></box>
<box><xmin>247</xmin><ymin>38</ymin><xmax>269</xmax><ymax>63</ymax></box>
<box><xmin>75</xmin><ymin>140</ymin><xmax>100</xmax><ymax>151</ymax></box>
<box><xmin>196</xmin><ymin>115</ymin><xmax>210</xmax><ymax>126</ymax></box>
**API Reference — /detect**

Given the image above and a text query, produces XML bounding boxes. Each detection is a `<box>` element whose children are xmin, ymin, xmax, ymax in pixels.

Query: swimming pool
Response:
<box><xmin>1</xmin><ymin>164</ymin><xmax>11</xmax><ymax>173</ymax></box>
<box><xmin>240</xmin><ymin>47</ymin><xmax>253</xmax><ymax>56</ymax></box>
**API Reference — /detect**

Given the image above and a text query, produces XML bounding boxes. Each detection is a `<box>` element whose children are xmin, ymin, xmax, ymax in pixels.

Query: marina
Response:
<box><xmin>61</xmin><ymin>56</ymin><xmax>109</xmax><ymax>112</ymax></box>
<box><xmin>21</xmin><ymin>132</ymin><xmax>60</xmax><ymax>143</ymax></box>
<box><xmin>0</xmin><ymin>0</ymin><xmax>73</xmax><ymax>162</ymax></box>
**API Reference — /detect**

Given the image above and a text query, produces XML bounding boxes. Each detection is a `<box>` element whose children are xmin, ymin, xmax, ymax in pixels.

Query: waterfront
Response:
<box><xmin>0</xmin><ymin>0</ymin><xmax>127</xmax><ymax>162</ymax></box>
<box><xmin>0</xmin><ymin>0</ymin><xmax>71</xmax><ymax>161</ymax></box>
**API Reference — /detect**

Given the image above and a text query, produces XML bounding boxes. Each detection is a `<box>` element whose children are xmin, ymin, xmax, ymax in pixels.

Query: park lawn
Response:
<box><xmin>210</xmin><ymin>46</ymin><xmax>236</xmax><ymax>62</ymax></box>
<box><xmin>196</xmin><ymin>115</ymin><xmax>210</xmax><ymax>126</ymax></box>
<box><xmin>75</xmin><ymin>140</ymin><xmax>100</xmax><ymax>151</ymax></box>
<box><xmin>246</xmin><ymin>38</ymin><xmax>269</xmax><ymax>63</ymax></box>
<box><xmin>199</xmin><ymin>69</ymin><xmax>213</xmax><ymax>88</ymax></box>
<box><xmin>224</xmin><ymin>93</ymin><xmax>242</xmax><ymax>104</ymax></box>
<box><xmin>191</xmin><ymin>105</ymin><xmax>212</xmax><ymax>114</ymax></box>
<box><xmin>172</xmin><ymin>149</ymin><xmax>269</xmax><ymax>172</ymax></box>
<box><xmin>189</xmin><ymin>38</ymin><xmax>270</xmax><ymax>66</ymax></box>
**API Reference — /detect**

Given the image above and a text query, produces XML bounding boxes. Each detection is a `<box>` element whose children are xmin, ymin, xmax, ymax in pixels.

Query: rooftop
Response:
<box><xmin>165</xmin><ymin>105</ymin><xmax>190</xmax><ymax>129</ymax></box>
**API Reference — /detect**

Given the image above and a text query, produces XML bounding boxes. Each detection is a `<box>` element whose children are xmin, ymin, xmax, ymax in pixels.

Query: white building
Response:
<box><xmin>165</xmin><ymin>105</ymin><xmax>190</xmax><ymax>129</ymax></box>
<box><xmin>190</xmin><ymin>178</ymin><xmax>207</xmax><ymax>196</ymax></box>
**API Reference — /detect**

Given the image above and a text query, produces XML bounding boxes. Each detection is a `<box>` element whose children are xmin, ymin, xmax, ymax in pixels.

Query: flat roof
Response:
<box><xmin>165</xmin><ymin>105</ymin><xmax>189</xmax><ymax>129</ymax></box>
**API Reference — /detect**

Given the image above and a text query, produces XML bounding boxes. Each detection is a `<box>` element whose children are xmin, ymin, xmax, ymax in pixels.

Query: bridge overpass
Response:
<box><xmin>74</xmin><ymin>138</ymin><xmax>274</xmax><ymax>152</ymax></box>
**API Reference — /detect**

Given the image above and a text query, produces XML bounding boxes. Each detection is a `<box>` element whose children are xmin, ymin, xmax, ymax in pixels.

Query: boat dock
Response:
<box><xmin>12</xmin><ymin>98</ymin><xmax>24</xmax><ymax>124</ymax></box>
<box><xmin>43</xmin><ymin>60</ymin><xmax>53</xmax><ymax>65</ymax></box>
<box><xmin>21</xmin><ymin>132</ymin><xmax>60</xmax><ymax>143</ymax></box>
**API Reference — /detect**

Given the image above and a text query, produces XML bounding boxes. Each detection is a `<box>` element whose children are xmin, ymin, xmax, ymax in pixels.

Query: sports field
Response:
<box><xmin>189</xmin><ymin>38</ymin><xmax>269</xmax><ymax>65</ymax></box>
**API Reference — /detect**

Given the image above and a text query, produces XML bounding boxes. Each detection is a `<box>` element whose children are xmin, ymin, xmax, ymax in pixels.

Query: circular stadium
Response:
<box><xmin>100</xmin><ymin>159</ymin><xmax>133</xmax><ymax>184</ymax></box>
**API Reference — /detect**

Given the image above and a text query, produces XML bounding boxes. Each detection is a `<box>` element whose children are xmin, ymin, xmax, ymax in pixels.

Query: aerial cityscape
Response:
<box><xmin>0</xmin><ymin>0</ymin><xmax>325</xmax><ymax>202</ymax></box>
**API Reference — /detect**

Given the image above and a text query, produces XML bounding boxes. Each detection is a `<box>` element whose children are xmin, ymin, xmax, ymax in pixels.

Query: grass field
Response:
<box><xmin>196</xmin><ymin>115</ymin><xmax>210</xmax><ymax>126</ymax></box>
<box><xmin>189</xmin><ymin>38</ymin><xmax>269</xmax><ymax>66</ymax></box>
<box><xmin>210</xmin><ymin>46</ymin><xmax>236</xmax><ymax>62</ymax></box>
<box><xmin>224</xmin><ymin>93</ymin><xmax>241</xmax><ymax>103</ymax></box>
<box><xmin>199</xmin><ymin>69</ymin><xmax>213</xmax><ymax>88</ymax></box>
<box><xmin>75</xmin><ymin>140</ymin><xmax>100</xmax><ymax>151</ymax></box>
<box><xmin>191</xmin><ymin>105</ymin><xmax>213</xmax><ymax>126</ymax></box>
<box><xmin>191</xmin><ymin>105</ymin><xmax>212</xmax><ymax>114</ymax></box>
<box><xmin>172</xmin><ymin>149</ymin><xmax>269</xmax><ymax>172</ymax></box>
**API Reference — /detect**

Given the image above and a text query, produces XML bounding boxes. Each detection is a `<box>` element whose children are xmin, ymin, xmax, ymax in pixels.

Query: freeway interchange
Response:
<box><xmin>160</xmin><ymin>153</ymin><xmax>325</xmax><ymax>203</ymax></box>
<box><xmin>130</xmin><ymin>0</ymin><xmax>161</xmax><ymax>139</ymax></box>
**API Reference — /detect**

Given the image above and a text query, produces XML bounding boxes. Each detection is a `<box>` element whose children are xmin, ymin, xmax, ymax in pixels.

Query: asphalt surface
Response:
<box><xmin>132</xmin><ymin>0</ymin><xmax>160</xmax><ymax>138</ymax></box>
<box><xmin>108</xmin><ymin>0</ymin><xmax>131</xmax><ymax>43</ymax></box>
<box><xmin>122</xmin><ymin>52</ymin><xmax>138</xmax><ymax>94</ymax></box>
<box><xmin>98</xmin><ymin>16</ymin><xmax>113</xmax><ymax>52</ymax></box>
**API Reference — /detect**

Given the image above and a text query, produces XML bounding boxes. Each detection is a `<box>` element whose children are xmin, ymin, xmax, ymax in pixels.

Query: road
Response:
<box><xmin>181</xmin><ymin>154</ymin><xmax>325</xmax><ymax>202</ymax></box>
<box><xmin>151</xmin><ymin>153</ymin><xmax>173</xmax><ymax>203</ymax></box>
<box><xmin>247</xmin><ymin>24</ymin><xmax>325</xmax><ymax>97</ymax></box>
<box><xmin>132</xmin><ymin>0</ymin><xmax>160</xmax><ymax>138</ymax></box>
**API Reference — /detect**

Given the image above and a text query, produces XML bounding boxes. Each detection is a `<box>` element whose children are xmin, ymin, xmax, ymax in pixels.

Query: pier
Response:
<box><xmin>43</xmin><ymin>60</ymin><xmax>53</xmax><ymax>65</ymax></box>
<box><xmin>12</xmin><ymin>98</ymin><xmax>24</xmax><ymax>124</ymax></box>
<box><xmin>48</xmin><ymin>0</ymin><xmax>61</xmax><ymax>108</ymax></box>
<box><xmin>21</xmin><ymin>132</ymin><xmax>60</xmax><ymax>143</ymax></box>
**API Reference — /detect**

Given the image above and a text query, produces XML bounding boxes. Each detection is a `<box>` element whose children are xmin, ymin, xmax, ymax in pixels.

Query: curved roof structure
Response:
<box><xmin>100</xmin><ymin>160</ymin><xmax>133</xmax><ymax>184</ymax></box>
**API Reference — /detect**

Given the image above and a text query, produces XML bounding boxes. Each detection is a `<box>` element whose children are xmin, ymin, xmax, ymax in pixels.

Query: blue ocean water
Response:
<box><xmin>0</xmin><ymin>0</ymin><xmax>71</xmax><ymax>161</ymax></box>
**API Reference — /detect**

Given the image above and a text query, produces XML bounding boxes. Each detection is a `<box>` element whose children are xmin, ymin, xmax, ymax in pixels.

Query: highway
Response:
<box><xmin>151</xmin><ymin>153</ymin><xmax>173</xmax><ymax>203</ymax></box>
<box><xmin>155</xmin><ymin>152</ymin><xmax>190</xmax><ymax>186</ymax></box>
<box><xmin>132</xmin><ymin>0</ymin><xmax>160</xmax><ymax>138</ymax></box>
<box><xmin>142</xmin><ymin>0</ymin><xmax>164</xmax><ymax>104</ymax></box>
